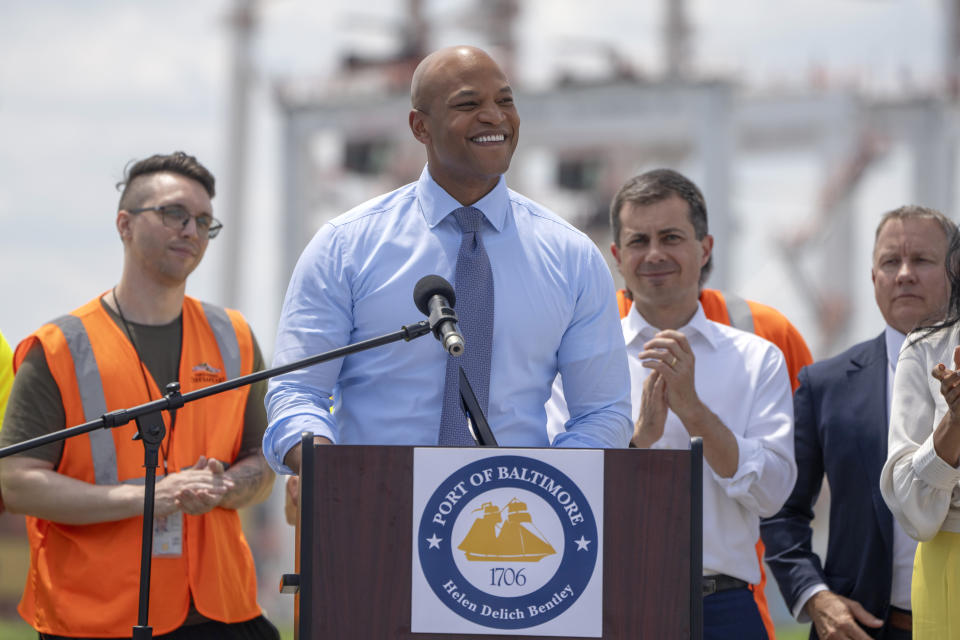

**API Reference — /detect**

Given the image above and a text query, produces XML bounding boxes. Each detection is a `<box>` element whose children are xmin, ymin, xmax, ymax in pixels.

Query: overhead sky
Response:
<box><xmin>0</xmin><ymin>0</ymin><xmax>947</xmax><ymax>352</ymax></box>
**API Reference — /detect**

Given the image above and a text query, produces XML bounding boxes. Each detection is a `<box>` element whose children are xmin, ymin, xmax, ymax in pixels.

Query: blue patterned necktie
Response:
<box><xmin>438</xmin><ymin>206</ymin><xmax>495</xmax><ymax>445</ymax></box>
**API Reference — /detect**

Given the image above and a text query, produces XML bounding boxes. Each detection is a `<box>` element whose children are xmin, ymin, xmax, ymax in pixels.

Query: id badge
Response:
<box><xmin>152</xmin><ymin>511</ymin><xmax>183</xmax><ymax>557</ymax></box>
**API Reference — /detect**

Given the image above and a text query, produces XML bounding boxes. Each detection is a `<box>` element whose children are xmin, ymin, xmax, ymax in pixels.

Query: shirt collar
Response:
<box><xmin>622</xmin><ymin>302</ymin><xmax>720</xmax><ymax>349</ymax></box>
<box><xmin>884</xmin><ymin>324</ymin><xmax>907</xmax><ymax>372</ymax></box>
<box><xmin>416</xmin><ymin>164</ymin><xmax>509</xmax><ymax>232</ymax></box>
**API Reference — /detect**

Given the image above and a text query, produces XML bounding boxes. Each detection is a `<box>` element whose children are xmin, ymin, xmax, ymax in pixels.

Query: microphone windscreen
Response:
<box><xmin>413</xmin><ymin>275</ymin><xmax>456</xmax><ymax>315</ymax></box>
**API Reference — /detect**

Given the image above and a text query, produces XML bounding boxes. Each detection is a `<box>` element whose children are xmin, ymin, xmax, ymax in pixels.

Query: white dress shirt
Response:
<box><xmin>623</xmin><ymin>303</ymin><xmax>796</xmax><ymax>583</ymax></box>
<box><xmin>885</xmin><ymin>327</ymin><xmax>920</xmax><ymax>611</ymax></box>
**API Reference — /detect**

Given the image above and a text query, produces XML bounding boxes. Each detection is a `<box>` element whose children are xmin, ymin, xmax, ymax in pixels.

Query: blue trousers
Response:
<box><xmin>704</xmin><ymin>587</ymin><xmax>768</xmax><ymax>640</ymax></box>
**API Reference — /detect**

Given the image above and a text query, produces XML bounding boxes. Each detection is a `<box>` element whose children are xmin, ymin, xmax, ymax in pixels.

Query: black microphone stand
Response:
<box><xmin>0</xmin><ymin>319</ymin><xmax>435</xmax><ymax>640</ymax></box>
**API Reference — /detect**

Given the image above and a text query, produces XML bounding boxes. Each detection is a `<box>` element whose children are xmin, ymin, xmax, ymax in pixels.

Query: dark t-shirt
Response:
<box><xmin>0</xmin><ymin>299</ymin><xmax>267</xmax><ymax>465</ymax></box>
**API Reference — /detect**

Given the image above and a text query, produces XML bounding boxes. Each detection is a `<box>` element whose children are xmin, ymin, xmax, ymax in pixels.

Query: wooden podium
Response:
<box><xmin>288</xmin><ymin>435</ymin><xmax>703</xmax><ymax>639</ymax></box>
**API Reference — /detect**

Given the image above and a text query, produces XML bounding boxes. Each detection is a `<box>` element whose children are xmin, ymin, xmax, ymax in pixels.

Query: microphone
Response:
<box><xmin>413</xmin><ymin>275</ymin><xmax>465</xmax><ymax>357</ymax></box>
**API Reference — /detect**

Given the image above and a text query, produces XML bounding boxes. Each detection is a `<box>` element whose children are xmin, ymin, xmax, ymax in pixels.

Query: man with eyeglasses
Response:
<box><xmin>0</xmin><ymin>151</ymin><xmax>279</xmax><ymax>639</ymax></box>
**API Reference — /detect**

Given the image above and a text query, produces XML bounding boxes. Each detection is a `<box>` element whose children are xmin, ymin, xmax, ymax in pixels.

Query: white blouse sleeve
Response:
<box><xmin>880</xmin><ymin>335</ymin><xmax>960</xmax><ymax>541</ymax></box>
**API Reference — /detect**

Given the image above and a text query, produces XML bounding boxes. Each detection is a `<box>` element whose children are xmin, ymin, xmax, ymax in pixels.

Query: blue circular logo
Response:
<box><xmin>417</xmin><ymin>455</ymin><xmax>598</xmax><ymax>629</ymax></box>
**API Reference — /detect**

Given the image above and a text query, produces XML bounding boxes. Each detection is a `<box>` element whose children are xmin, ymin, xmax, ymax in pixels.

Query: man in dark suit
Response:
<box><xmin>761</xmin><ymin>205</ymin><xmax>956</xmax><ymax>640</ymax></box>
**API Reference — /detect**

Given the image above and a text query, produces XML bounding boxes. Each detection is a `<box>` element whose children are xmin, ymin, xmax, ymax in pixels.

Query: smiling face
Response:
<box><xmin>409</xmin><ymin>46</ymin><xmax>519</xmax><ymax>205</ymax></box>
<box><xmin>871</xmin><ymin>216</ymin><xmax>949</xmax><ymax>334</ymax></box>
<box><xmin>117</xmin><ymin>172</ymin><xmax>212</xmax><ymax>287</ymax></box>
<box><xmin>611</xmin><ymin>194</ymin><xmax>712</xmax><ymax>329</ymax></box>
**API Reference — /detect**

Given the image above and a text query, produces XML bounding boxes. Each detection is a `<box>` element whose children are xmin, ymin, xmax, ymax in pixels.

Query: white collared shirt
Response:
<box><xmin>885</xmin><ymin>325</ymin><xmax>919</xmax><ymax>611</ymax></box>
<box><xmin>622</xmin><ymin>303</ymin><xmax>796</xmax><ymax>583</ymax></box>
<box><xmin>545</xmin><ymin>303</ymin><xmax>796</xmax><ymax>581</ymax></box>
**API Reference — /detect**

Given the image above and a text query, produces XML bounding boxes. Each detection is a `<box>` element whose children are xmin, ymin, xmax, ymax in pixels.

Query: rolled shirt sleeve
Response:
<box><xmin>711</xmin><ymin>344</ymin><xmax>796</xmax><ymax>517</ymax></box>
<box><xmin>264</xmin><ymin>223</ymin><xmax>349</xmax><ymax>474</ymax></box>
<box><xmin>552</xmin><ymin>246</ymin><xmax>632</xmax><ymax>449</ymax></box>
<box><xmin>612</xmin><ymin>303</ymin><xmax>795</xmax><ymax>582</ymax></box>
<box><xmin>264</xmin><ymin>168</ymin><xmax>633</xmax><ymax>473</ymax></box>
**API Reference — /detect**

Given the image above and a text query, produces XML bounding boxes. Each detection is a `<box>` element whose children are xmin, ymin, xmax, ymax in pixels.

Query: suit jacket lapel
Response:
<box><xmin>849</xmin><ymin>333</ymin><xmax>893</xmax><ymax>553</ymax></box>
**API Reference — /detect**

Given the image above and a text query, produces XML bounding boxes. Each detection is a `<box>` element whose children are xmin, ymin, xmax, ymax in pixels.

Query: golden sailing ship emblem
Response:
<box><xmin>457</xmin><ymin>498</ymin><xmax>557</xmax><ymax>562</ymax></box>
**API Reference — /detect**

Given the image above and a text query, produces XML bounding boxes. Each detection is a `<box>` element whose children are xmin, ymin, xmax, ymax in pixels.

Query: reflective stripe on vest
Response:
<box><xmin>51</xmin><ymin>314</ymin><xmax>118</xmax><ymax>485</ymax></box>
<box><xmin>54</xmin><ymin>306</ymin><xmax>241</xmax><ymax>484</ymax></box>
<box><xmin>724</xmin><ymin>292</ymin><xmax>755</xmax><ymax>334</ymax></box>
<box><xmin>202</xmin><ymin>303</ymin><xmax>241</xmax><ymax>381</ymax></box>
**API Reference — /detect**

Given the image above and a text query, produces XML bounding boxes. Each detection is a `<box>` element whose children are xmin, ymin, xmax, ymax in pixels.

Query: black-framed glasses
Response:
<box><xmin>128</xmin><ymin>204</ymin><xmax>223</xmax><ymax>239</ymax></box>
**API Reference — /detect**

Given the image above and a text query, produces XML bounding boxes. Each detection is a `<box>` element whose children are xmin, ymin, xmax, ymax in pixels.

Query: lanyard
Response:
<box><xmin>112</xmin><ymin>288</ymin><xmax>180</xmax><ymax>474</ymax></box>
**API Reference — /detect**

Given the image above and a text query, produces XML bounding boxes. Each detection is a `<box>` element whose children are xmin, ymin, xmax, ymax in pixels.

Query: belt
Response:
<box><xmin>702</xmin><ymin>574</ymin><xmax>750</xmax><ymax>596</ymax></box>
<box><xmin>887</xmin><ymin>606</ymin><xmax>912</xmax><ymax>632</ymax></box>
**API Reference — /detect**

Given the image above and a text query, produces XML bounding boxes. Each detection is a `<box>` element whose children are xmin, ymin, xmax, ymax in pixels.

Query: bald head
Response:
<box><xmin>408</xmin><ymin>45</ymin><xmax>519</xmax><ymax>205</ymax></box>
<box><xmin>411</xmin><ymin>46</ymin><xmax>506</xmax><ymax>112</ymax></box>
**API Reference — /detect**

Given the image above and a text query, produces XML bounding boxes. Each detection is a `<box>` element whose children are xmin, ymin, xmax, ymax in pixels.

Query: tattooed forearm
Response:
<box><xmin>220</xmin><ymin>453</ymin><xmax>274</xmax><ymax>510</ymax></box>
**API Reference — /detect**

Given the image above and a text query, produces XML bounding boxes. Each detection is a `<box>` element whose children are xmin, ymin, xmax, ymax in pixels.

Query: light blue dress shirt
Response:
<box><xmin>263</xmin><ymin>166</ymin><xmax>631</xmax><ymax>473</ymax></box>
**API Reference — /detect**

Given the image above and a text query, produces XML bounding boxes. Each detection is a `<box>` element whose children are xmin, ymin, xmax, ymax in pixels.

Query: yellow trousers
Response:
<box><xmin>912</xmin><ymin>529</ymin><xmax>960</xmax><ymax>639</ymax></box>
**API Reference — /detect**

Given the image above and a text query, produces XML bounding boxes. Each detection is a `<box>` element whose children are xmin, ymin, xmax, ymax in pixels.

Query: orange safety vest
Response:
<box><xmin>617</xmin><ymin>288</ymin><xmax>813</xmax><ymax>640</ymax></box>
<box><xmin>14</xmin><ymin>295</ymin><xmax>261</xmax><ymax>637</ymax></box>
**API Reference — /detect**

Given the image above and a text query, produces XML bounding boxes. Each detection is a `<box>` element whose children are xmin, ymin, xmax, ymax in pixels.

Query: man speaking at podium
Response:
<box><xmin>263</xmin><ymin>45</ymin><xmax>631</xmax><ymax>475</ymax></box>
<box><xmin>0</xmin><ymin>152</ymin><xmax>278</xmax><ymax>639</ymax></box>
